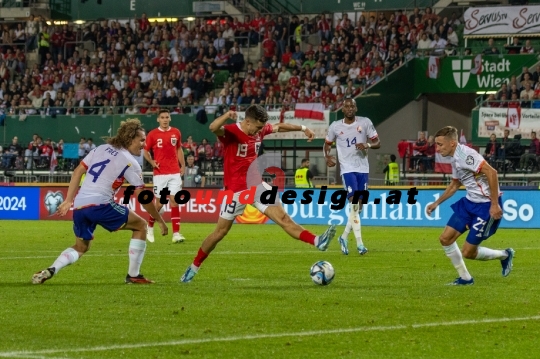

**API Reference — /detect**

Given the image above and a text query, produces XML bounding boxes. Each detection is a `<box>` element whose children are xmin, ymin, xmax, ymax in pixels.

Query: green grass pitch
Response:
<box><xmin>0</xmin><ymin>221</ymin><xmax>539</xmax><ymax>358</ymax></box>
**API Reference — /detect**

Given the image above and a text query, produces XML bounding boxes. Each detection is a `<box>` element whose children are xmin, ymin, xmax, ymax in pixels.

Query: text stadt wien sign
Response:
<box><xmin>464</xmin><ymin>5</ymin><xmax>540</xmax><ymax>35</ymax></box>
<box><xmin>416</xmin><ymin>55</ymin><xmax>537</xmax><ymax>93</ymax></box>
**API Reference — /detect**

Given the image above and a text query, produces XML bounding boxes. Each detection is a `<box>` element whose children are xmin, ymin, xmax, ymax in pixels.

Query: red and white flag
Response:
<box><xmin>434</xmin><ymin>153</ymin><xmax>453</xmax><ymax>174</ymax></box>
<box><xmin>459</xmin><ymin>129</ymin><xmax>467</xmax><ymax>144</ymax></box>
<box><xmin>426</xmin><ymin>56</ymin><xmax>440</xmax><ymax>79</ymax></box>
<box><xmin>470</xmin><ymin>54</ymin><xmax>483</xmax><ymax>75</ymax></box>
<box><xmin>50</xmin><ymin>150</ymin><xmax>58</xmax><ymax>173</ymax></box>
<box><xmin>506</xmin><ymin>107</ymin><xmax>521</xmax><ymax>129</ymax></box>
<box><xmin>294</xmin><ymin>103</ymin><xmax>324</xmax><ymax>120</ymax></box>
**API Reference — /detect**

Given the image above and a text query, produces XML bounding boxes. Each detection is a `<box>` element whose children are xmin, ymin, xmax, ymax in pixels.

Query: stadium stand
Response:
<box><xmin>2</xmin><ymin>3</ymin><xmax>540</xmax><ymax>182</ymax></box>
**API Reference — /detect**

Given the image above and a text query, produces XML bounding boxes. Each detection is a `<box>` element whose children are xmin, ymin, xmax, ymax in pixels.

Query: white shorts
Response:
<box><xmin>219</xmin><ymin>182</ymin><xmax>280</xmax><ymax>221</ymax></box>
<box><xmin>152</xmin><ymin>174</ymin><xmax>183</xmax><ymax>197</ymax></box>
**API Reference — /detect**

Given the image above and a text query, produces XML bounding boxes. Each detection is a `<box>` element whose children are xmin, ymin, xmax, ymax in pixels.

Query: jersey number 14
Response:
<box><xmin>345</xmin><ymin>138</ymin><xmax>357</xmax><ymax>147</ymax></box>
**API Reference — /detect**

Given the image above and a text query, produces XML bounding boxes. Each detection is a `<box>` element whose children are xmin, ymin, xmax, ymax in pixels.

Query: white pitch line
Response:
<box><xmin>1</xmin><ymin>247</ymin><xmax>539</xmax><ymax>261</ymax></box>
<box><xmin>0</xmin><ymin>315</ymin><xmax>539</xmax><ymax>357</ymax></box>
<box><xmin>10</xmin><ymin>355</ymin><xmax>71</xmax><ymax>359</ymax></box>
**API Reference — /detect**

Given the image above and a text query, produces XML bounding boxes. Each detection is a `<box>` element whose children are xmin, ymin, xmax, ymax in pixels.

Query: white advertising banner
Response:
<box><xmin>478</xmin><ymin>107</ymin><xmax>540</xmax><ymax>139</ymax></box>
<box><xmin>236</xmin><ymin>110</ymin><xmax>330</xmax><ymax>140</ymax></box>
<box><xmin>464</xmin><ymin>5</ymin><xmax>540</xmax><ymax>35</ymax></box>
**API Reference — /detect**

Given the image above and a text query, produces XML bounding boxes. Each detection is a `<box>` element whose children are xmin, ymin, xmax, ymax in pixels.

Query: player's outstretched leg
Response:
<box><xmin>32</xmin><ymin>240</ymin><xmax>88</xmax><ymax>284</ymax></box>
<box><xmin>463</xmin><ymin>243</ymin><xmax>515</xmax><ymax>277</ymax></box>
<box><xmin>317</xmin><ymin>224</ymin><xmax>337</xmax><ymax>251</ymax></box>
<box><xmin>181</xmin><ymin>217</ymin><xmax>233</xmax><ymax>283</ymax></box>
<box><xmin>263</xmin><ymin>205</ymin><xmax>336</xmax><ymax>251</ymax></box>
<box><xmin>338</xmin><ymin>225</ymin><xmax>350</xmax><ymax>255</ymax></box>
<box><xmin>500</xmin><ymin>248</ymin><xmax>515</xmax><ymax>277</ymax></box>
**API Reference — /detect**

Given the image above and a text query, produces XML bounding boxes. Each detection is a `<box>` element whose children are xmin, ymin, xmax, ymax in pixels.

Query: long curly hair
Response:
<box><xmin>108</xmin><ymin>119</ymin><xmax>145</xmax><ymax>149</ymax></box>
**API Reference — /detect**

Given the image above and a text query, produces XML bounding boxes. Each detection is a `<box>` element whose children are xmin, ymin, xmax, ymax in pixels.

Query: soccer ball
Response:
<box><xmin>310</xmin><ymin>261</ymin><xmax>335</xmax><ymax>285</ymax></box>
<box><xmin>194</xmin><ymin>174</ymin><xmax>202</xmax><ymax>184</ymax></box>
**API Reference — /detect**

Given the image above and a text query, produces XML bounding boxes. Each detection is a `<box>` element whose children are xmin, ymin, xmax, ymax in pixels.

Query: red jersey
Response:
<box><xmin>218</xmin><ymin>122</ymin><xmax>274</xmax><ymax>192</ymax></box>
<box><xmin>144</xmin><ymin>127</ymin><xmax>182</xmax><ymax>175</ymax></box>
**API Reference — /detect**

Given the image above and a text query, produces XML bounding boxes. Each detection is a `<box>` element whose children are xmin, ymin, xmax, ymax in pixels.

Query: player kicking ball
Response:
<box><xmin>180</xmin><ymin>105</ymin><xmax>337</xmax><ymax>283</ymax></box>
<box><xmin>32</xmin><ymin>119</ymin><xmax>168</xmax><ymax>285</ymax></box>
<box><xmin>143</xmin><ymin>109</ymin><xmax>186</xmax><ymax>243</ymax></box>
<box><xmin>426</xmin><ymin>126</ymin><xmax>514</xmax><ymax>286</ymax></box>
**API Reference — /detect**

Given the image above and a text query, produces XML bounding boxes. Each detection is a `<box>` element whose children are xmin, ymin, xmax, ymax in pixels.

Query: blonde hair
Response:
<box><xmin>434</xmin><ymin>126</ymin><xmax>458</xmax><ymax>141</ymax></box>
<box><xmin>108</xmin><ymin>119</ymin><xmax>144</xmax><ymax>149</ymax></box>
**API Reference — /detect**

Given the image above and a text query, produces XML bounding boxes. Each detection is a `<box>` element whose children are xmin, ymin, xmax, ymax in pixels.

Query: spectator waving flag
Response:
<box><xmin>470</xmin><ymin>54</ymin><xmax>483</xmax><ymax>75</ymax></box>
<box><xmin>435</xmin><ymin>153</ymin><xmax>453</xmax><ymax>174</ymax></box>
<box><xmin>426</xmin><ymin>56</ymin><xmax>440</xmax><ymax>79</ymax></box>
<box><xmin>50</xmin><ymin>150</ymin><xmax>58</xmax><ymax>174</ymax></box>
<box><xmin>294</xmin><ymin>103</ymin><xmax>325</xmax><ymax>120</ymax></box>
<box><xmin>506</xmin><ymin>107</ymin><xmax>521</xmax><ymax>129</ymax></box>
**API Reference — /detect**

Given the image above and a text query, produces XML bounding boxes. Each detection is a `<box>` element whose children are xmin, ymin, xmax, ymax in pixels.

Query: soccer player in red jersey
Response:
<box><xmin>180</xmin><ymin>105</ymin><xmax>337</xmax><ymax>282</ymax></box>
<box><xmin>143</xmin><ymin>109</ymin><xmax>186</xmax><ymax>243</ymax></box>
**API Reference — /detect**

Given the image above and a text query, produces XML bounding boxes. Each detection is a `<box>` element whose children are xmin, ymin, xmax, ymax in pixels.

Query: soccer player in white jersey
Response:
<box><xmin>427</xmin><ymin>126</ymin><xmax>514</xmax><ymax>286</ymax></box>
<box><xmin>32</xmin><ymin>119</ymin><xmax>168</xmax><ymax>285</ymax></box>
<box><xmin>324</xmin><ymin>98</ymin><xmax>380</xmax><ymax>255</ymax></box>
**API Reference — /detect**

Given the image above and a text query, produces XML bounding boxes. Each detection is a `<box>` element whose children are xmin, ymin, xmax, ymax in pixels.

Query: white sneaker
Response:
<box><xmin>172</xmin><ymin>233</ymin><xmax>185</xmax><ymax>243</ymax></box>
<box><xmin>146</xmin><ymin>227</ymin><xmax>155</xmax><ymax>243</ymax></box>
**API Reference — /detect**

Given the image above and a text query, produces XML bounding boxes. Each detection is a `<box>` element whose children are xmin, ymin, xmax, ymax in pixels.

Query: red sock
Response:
<box><xmin>171</xmin><ymin>206</ymin><xmax>180</xmax><ymax>233</ymax></box>
<box><xmin>299</xmin><ymin>230</ymin><xmax>316</xmax><ymax>245</ymax></box>
<box><xmin>193</xmin><ymin>248</ymin><xmax>209</xmax><ymax>268</ymax></box>
<box><xmin>148</xmin><ymin>216</ymin><xmax>155</xmax><ymax>228</ymax></box>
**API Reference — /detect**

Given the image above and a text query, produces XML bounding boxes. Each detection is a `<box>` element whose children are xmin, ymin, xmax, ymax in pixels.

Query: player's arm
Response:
<box><xmin>177</xmin><ymin>146</ymin><xmax>185</xmax><ymax>175</ymax></box>
<box><xmin>124</xmin><ymin>168</ymin><xmax>168</xmax><ymax>235</ymax></box>
<box><xmin>271</xmin><ymin>123</ymin><xmax>315</xmax><ymax>141</ymax></box>
<box><xmin>143</xmin><ymin>149</ymin><xmax>159</xmax><ymax>169</ymax></box>
<box><xmin>368</xmin><ymin>136</ymin><xmax>381</xmax><ymax>149</ymax></box>
<box><xmin>426</xmin><ymin>179</ymin><xmax>461</xmax><ymax>216</ymax></box>
<box><xmin>323</xmin><ymin>136</ymin><xmax>336</xmax><ymax>167</ymax></box>
<box><xmin>209</xmin><ymin>110</ymin><xmax>237</xmax><ymax>136</ymax></box>
<box><xmin>143</xmin><ymin>134</ymin><xmax>159</xmax><ymax>169</ymax></box>
<box><xmin>479</xmin><ymin>160</ymin><xmax>503</xmax><ymax>219</ymax></box>
<box><xmin>136</xmin><ymin>188</ymin><xmax>167</xmax><ymax>225</ymax></box>
<box><xmin>56</xmin><ymin>164</ymin><xmax>87</xmax><ymax>216</ymax></box>
<box><xmin>356</xmin><ymin>135</ymin><xmax>381</xmax><ymax>150</ymax></box>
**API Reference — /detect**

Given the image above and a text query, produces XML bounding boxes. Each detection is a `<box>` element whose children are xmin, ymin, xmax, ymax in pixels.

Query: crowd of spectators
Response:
<box><xmin>0</xmin><ymin>131</ymin><xmax>225</xmax><ymax>172</ymax></box>
<box><xmin>483</xmin><ymin>65</ymin><xmax>540</xmax><ymax>109</ymax></box>
<box><xmin>2</xmin><ymin>6</ymin><xmax>539</xmax><ymax>173</ymax></box>
<box><xmin>482</xmin><ymin>130</ymin><xmax>540</xmax><ymax>173</ymax></box>
<box><xmin>0</xmin><ymin>6</ymin><xmax>470</xmax><ymax>122</ymax></box>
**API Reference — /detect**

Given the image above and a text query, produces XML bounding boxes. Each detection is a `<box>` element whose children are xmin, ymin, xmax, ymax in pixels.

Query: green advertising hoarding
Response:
<box><xmin>415</xmin><ymin>54</ymin><xmax>539</xmax><ymax>94</ymax></box>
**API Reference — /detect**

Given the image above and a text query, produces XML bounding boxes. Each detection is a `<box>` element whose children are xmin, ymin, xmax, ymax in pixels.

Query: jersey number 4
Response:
<box><xmin>345</xmin><ymin>138</ymin><xmax>357</xmax><ymax>147</ymax></box>
<box><xmin>87</xmin><ymin>159</ymin><xmax>129</xmax><ymax>183</ymax></box>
